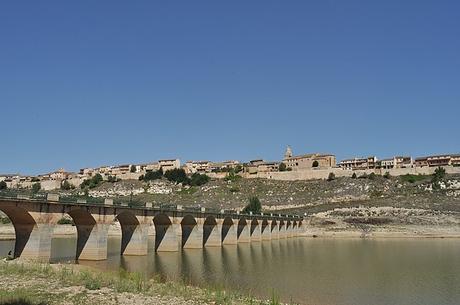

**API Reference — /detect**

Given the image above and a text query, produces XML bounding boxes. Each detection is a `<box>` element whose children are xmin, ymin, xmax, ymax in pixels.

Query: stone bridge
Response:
<box><xmin>0</xmin><ymin>197</ymin><xmax>304</xmax><ymax>262</ymax></box>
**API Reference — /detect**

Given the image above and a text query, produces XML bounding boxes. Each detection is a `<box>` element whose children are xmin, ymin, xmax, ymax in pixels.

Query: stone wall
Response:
<box><xmin>250</xmin><ymin>166</ymin><xmax>460</xmax><ymax>181</ymax></box>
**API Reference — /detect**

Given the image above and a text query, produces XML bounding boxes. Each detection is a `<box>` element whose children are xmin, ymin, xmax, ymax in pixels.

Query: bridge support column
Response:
<box><xmin>222</xmin><ymin>221</ymin><xmax>237</xmax><ymax>245</ymax></box>
<box><xmin>18</xmin><ymin>223</ymin><xmax>54</xmax><ymax>261</ymax></box>
<box><xmin>122</xmin><ymin>223</ymin><xmax>149</xmax><ymax>256</ymax></box>
<box><xmin>279</xmin><ymin>225</ymin><xmax>287</xmax><ymax>239</ymax></box>
<box><xmin>182</xmin><ymin>222</ymin><xmax>203</xmax><ymax>249</ymax></box>
<box><xmin>77</xmin><ymin>223</ymin><xmax>109</xmax><ymax>260</ymax></box>
<box><xmin>237</xmin><ymin>223</ymin><xmax>250</xmax><ymax>243</ymax></box>
<box><xmin>156</xmin><ymin>223</ymin><xmax>179</xmax><ymax>252</ymax></box>
<box><xmin>261</xmin><ymin>221</ymin><xmax>271</xmax><ymax>240</ymax></box>
<box><xmin>250</xmin><ymin>222</ymin><xmax>262</xmax><ymax>242</ymax></box>
<box><xmin>204</xmin><ymin>223</ymin><xmax>222</xmax><ymax>247</ymax></box>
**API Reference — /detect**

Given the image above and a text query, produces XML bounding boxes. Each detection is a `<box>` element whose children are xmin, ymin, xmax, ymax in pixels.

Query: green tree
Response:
<box><xmin>327</xmin><ymin>172</ymin><xmax>336</xmax><ymax>181</ymax></box>
<box><xmin>368</xmin><ymin>172</ymin><xmax>377</xmax><ymax>180</ymax></box>
<box><xmin>433</xmin><ymin>167</ymin><xmax>446</xmax><ymax>180</ymax></box>
<box><xmin>242</xmin><ymin>196</ymin><xmax>262</xmax><ymax>214</ymax></box>
<box><xmin>32</xmin><ymin>182</ymin><xmax>41</xmax><ymax>193</ymax></box>
<box><xmin>224</xmin><ymin>171</ymin><xmax>241</xmax><ymax>182</ymax></box>
<box><xmin>61</xmin><ymin>180</ymin><xmax>73</xmax><ymax>190</ymax></box>
<box><xmin>144</xmin><ymin>169</ymin><xmax>163</xmax><ymax>181</ymax></box>
<box><xmin>351</xmin><ymin>172</ymin><xmax>357</xmax><ymax>179</ymax></box>
<box><xmin>80</xmin><ymin>173</ymin><xmax>104</xmax><ymax>189</ymax></box>
<box><xmin>278</xmin><ymin>162</ymin><xmax>287</xmax><ymax>172</ymax></box>
<box><xmin>0</xmin><ymin>181</ymin><xmax>7</xmax><ymax>190</ymax></box>
<box><xmin>190</xmin><ymin>173</ymin><xmax>210</xmax><ymax>186</ymax></box>
<box><xmin>164</xmin><ymin>168</ymin><xmax>190</xmax><ymax>184</ymax></box>
<box><xmin>130</xmin><ymin>165</ymin><xmax>136</xmax><ymax>173</ymax></box>
<box><xmin>432</xmin><ymin>167</ymin><xmax>447</xmax><ymax>189</ymax></box>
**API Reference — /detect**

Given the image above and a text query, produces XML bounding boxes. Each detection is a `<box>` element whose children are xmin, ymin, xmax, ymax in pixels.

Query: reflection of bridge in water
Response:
<box><xmin>0</xmin><ymin>195</ymin><xmax>303</xmax><ymax>261</ymax></box>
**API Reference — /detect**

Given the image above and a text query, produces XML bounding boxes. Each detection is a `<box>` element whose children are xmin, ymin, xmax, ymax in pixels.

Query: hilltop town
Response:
<box><xmin>1</xmin><ymin>146</ymin><xmax>460</xmax><ymax>191</ymax></box>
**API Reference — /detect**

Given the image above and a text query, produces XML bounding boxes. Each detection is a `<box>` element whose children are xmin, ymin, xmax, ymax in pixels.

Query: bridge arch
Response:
<box><xmin>153</xmin><ymin>214</ymin><xmax>172</xmax><ymax>251</ymax></box>
<box><xmin>180</xmin><ymin>215</ymin><xmax>197</xmax><ymax>248</ymax></box>
<box><xmin>0</xmin><ymin>206</ymin><xmax>37</xmax><ymax>258</ymax></box>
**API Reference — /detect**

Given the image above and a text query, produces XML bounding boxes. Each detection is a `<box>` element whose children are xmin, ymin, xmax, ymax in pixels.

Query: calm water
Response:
<box><xmin>1</xmin><ymin>236</ymin><xmax>460</xmax><ymax>305</ymax></box>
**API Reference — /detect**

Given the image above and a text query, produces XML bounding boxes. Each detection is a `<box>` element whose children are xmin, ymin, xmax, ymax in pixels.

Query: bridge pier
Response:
<box><xmin>77</xmin><ymin>223</ymin><xmax>109</xmax><ymax>260</ymax></box>
<box><xmin>270</xmin><ymin>221</ymin><xmax>279</xmax><ymax>240</ymax></box>
<box><xmin>18</xmin><ymin>223</ymin><xmax>54</xmax><ymax>261</ymax></box>
<box><xmin>221</xmin><ymin>217</ymin><xmax>237</xmax><ymax>245</ymax></box>
<box><xmin>154</xmin><ymin>215</ymin><xmax>179</xmax><ymax>252</ymax></box>
<box><xmin>203</xmin><ymin>217</ymin><xmax>221</xmax><ymax>247</ymax></box>
<box><xmin>261</xmin><ymin>220</ymin><xmax>271</xmax><ymax>240</ymax></box>
<box><xmin>250</xmin><ymin>219</ymin><xmax>262</xmax><ymax>242</ymax></box>
<box><xmin>181</xmin><ymin>216</ymin><xmax>203</xmax><ymax>249</ymax></box>
<box><xmin>121</xmin><ymin>223</ymin><xmax>149</xmax><ymax>256</ymax></box>
<box><xmin>237</xmin><ymin>218</ymin><xmax>250</xmax><ymax>243</ymax></box>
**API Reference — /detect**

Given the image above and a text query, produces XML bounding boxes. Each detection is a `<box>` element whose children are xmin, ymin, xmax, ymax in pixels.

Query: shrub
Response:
<box><xmin>61</xmin><ymin>180</ymin><xmax>75</xmax><ymax>190</ymax></box>
<box><xmin>107</xmin><ymin>175</ymin><xmax>119</xmax><ymax>183</ymax></box>
<box><xmin>57</xmin><ymin>217</ymin><xmax>74</xmax><ymax>225</ymax></box>
<box><xmin>433</xmin><ymin>167</ymin><xmax>446</xmax><ymax>180</ymax></box>
<box><xmin>224</xmin><ymin>171</ymin><xmax>241</xmax><ymax>182</ymax></box>
<box><xmin>32</xmin><ymin>182</ymin><xmax>41</xmax><ymax>193</ymax></box>
<box><xmin>0</xmin><ymin>181</ymin><xmax>7</xmax><ymax>190</ymax></box>
<box><xmin>278</xmin><ymin>162</ymin><xmax>287</xmax><ymax>172</ymax></box>
<box><xmin>383</xmin><ymin>172</ymin><xmax>391</xmax><ymax>179</ymax></box>
<box><xmin>143</xmin><ymin>169</ymin><xmax>163</xmax><ymax>181</ymax></box>
<box><xmin>130</xmin><ymin>165</ymin><xmax>136</xmax><ymax>173</ymax></box>
<box><xmin>80</xmin><ymin>174</ymin><xmax>104</xmax><ymax>189</ymax></box>
<box><xmin>312</xmin><ymin>160</ymin><xmax>319</xmax><ymax>168</ymax></box>
<box><xmin>351</xmin><ymin>173</ymin><xmax>357</xmax><ymax>179</ymax></box>
<box><xmin>242</xmin><ymin>196</ymin><xmax>262</xmax><ymax>214</ymax></box>
<box><xmin>190</xmin><ymin>173</ymin><xmax>210</xmax><ymax>186</ymax></box>
<box><xmin>287</xmin><ymin>167</ymin><xmax>292</xmax><ymax>171</ymax></box>
<box><xmin>401</xmin><ymin>174</ymin><xmax>427</xmax><ymax>183</ymax></box>
<box><xmin>164</xmin><ymin>168</ymin><xmax>190</xmax><ymax>184</ymax></box>
<box><xmin>327</xmin><ymin>172</ymin><xmax>335</xmax><ymax>181</ymax></box>
<box><xmin>31</xmin><ymin>177</ymin><xmax>40</xmax><ymax>182</ymax></box>
<box><xmin>229</xmin><ymin>186</ymin><xmax>240</xmax><ymax>193</ymax></box>
<box><xmin>368</xmin><ymin>172</ymin><xmax>377</xmax><ymax>180</ymax></box>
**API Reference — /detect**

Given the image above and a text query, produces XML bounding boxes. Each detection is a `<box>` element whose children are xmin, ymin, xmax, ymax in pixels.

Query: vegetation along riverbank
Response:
<box><xmin>0</xmin><ymin>261</ymin><xmax>289</xmax><ymax>305</ymax></box>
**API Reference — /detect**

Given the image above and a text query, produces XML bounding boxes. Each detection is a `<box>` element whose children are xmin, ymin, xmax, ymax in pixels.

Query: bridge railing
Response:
<box><xmin>0</xmin><ymin>191</ymin><xmax>303</xmax><ymax>220</ymax></box>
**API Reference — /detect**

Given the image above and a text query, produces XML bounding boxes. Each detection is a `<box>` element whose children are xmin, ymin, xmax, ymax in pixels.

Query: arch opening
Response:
<box><xmin>0</xmin><ymin>206</ymin><xmax>36</xmax><ymax>259</ymax></box>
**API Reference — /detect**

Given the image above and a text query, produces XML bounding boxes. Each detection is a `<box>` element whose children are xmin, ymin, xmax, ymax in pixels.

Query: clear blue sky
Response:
<box><xmin>1</xmin><ymin>1</ymin><xmax>459</xmax><ymax>175</ymax></box>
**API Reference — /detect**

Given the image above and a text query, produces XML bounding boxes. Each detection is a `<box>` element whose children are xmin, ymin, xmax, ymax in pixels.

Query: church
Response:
<box><xmin>282</xmin><ymin>146</ymin><xmax>336</xmax><ymax>171</ymax></box>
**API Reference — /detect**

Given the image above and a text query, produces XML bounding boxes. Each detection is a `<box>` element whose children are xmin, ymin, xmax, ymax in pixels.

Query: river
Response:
<box><xmin>1</xmin><ymin>237</ymin><xmax>459</xmax><ymax>305</ymax></box>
